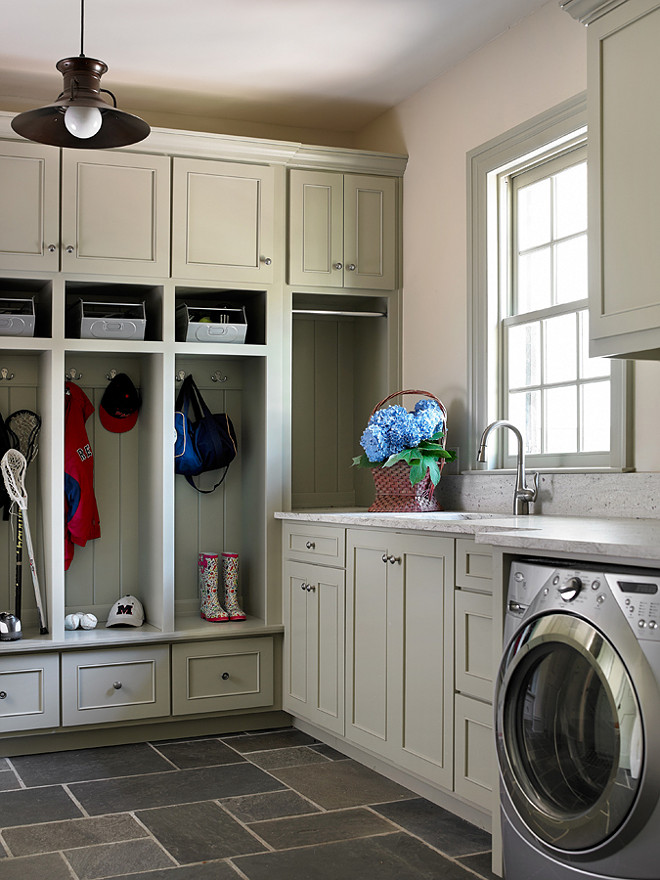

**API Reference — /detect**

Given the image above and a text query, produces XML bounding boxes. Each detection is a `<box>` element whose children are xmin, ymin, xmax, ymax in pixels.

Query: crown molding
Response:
<box><xmin>559</xmin><ymin>0</ymin><xmax>629</xmax><ymax>24</ymax></box>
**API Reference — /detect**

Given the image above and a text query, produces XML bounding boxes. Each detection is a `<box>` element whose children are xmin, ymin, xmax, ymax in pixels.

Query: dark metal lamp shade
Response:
<box><xmin>11</xmin><ymin>56</ymin><xmax>150</xmax><ymax>149</ymax></box>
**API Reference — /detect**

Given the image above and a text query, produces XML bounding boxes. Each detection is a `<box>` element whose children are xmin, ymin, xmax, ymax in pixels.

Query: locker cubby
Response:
<box><xmin>65</xmin><ymin>281</ymin><xmax>164</xmax><ymax>342</ymax></box>
<box><xmin>291</xmin><ymin>291</ymin><xmax>397</xmax><ymax>510</ymax></box>
<box><xmin>174</xmin><ymin>287</ymin><xmax>267</xmax><ymax>346</ymax></box>
<box><xmin>63</xmin><ymin>351</ymin><xmax>166</xmax><ymax>638</ymax></box>
<box><xmin>0</xmin><ymin>277</ymin><xmax>52</xmax><ymax>338</ymax></box>
<box><xmin>173</xmin><ymin>353</ymin><xmax>266</xmax><ymax>628</ymax></box>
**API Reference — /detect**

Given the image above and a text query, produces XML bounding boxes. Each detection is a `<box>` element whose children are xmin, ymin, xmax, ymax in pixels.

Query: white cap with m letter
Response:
<box><xmin>106</xmin><ymin>595</ymin><xmax>145</xmax><ymax>627</ymax></box>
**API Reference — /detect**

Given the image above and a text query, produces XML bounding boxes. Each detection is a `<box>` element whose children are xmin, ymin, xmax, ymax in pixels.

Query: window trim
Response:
<box><xmin>467</xmin><ymin>93</ymin><xmax>632</xmax><ymax>472</ymax></box>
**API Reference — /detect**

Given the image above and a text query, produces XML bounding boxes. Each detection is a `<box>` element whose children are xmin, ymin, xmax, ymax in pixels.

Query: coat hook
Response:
<box><xmin>211</xmin><ymin>371</ymin><xmax>228</xmax><ymax>383</ymax></box>
<box><xmin>0</xmin><ymin>368</ymin><xmax>15</xmax><ymax>381</ymax></box>
<box><xmin>66</xmin><ymin>368</ymin><xmax>83</xmax><ymax>380</ymax></box>
<box><xmin>175</xmin><ymin>370</ymin><xmax>187</xmax><ymax>382</ymax></box>
<box><xmin>105</xmin><ymin>369</ymin><xmax>118</xmax><ymax>381</ymax></box>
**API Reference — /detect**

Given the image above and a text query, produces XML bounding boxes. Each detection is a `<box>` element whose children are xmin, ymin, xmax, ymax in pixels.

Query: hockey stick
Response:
<box><xmin>1</xmin><ymin>450</ymin><xmax>47</xmax><ymax>634</ymax></box>
<box><xmin>5</xmin><ymin>410</ymin><xmax>41</xmax><ymax>624</ymax></box>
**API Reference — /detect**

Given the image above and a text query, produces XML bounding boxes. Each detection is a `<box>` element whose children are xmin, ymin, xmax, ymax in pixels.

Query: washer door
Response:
<box><xmin>497</xmin><ymin>612</ymin><xmax>643</xmax><ymax>852</ymax></box>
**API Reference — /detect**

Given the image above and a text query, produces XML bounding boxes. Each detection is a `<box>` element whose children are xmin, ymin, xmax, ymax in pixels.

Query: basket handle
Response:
<box><xmin>371</xmin><ymin>389</ymin><xmax>448</xmax><ymax>426</ymax></box>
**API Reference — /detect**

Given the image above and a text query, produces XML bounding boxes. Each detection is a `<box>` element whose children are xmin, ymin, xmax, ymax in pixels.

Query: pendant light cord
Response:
<box><xmin>80</xmin><ymin>0</ymin><xmax>85</xmax><ymax>57</ymax></box>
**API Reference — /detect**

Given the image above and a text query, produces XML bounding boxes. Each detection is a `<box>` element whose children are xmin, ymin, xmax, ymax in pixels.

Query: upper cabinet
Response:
<box><xmin>172</xmin><ymin>157</ymin><xmax>275</xmax><ymax>283</ymax></box>
<box><xmin>288</xmin><ymin>170</ymin><xmax>397</xmax><ymax>290</ymax></box>
<box><xmin>582</xmin><ymin>0</ymin><xmax>660</xmax><ymax>358</ymax></box>
<box><xmin>61</xmin><ymin>150</ymin><xmax>171</xmax><ymax>277</ymax></box>
<box><xmin>0</xmin><ymin>140</ymin><xmax>59</xmax><ymax>272</ymax></box>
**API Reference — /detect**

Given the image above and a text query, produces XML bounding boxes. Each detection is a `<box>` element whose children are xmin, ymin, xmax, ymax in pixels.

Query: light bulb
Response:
<box><xmin>64</xmin><ymin>105</ymin><xmax>102</xmax><ymax>139</ymax></box>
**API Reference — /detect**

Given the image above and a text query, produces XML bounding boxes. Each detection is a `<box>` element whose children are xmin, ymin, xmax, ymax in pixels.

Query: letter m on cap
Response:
<box><xmin>117</xmin><ymin>603</ymin><xmax>133</xmax><ymax>616</ymax></box>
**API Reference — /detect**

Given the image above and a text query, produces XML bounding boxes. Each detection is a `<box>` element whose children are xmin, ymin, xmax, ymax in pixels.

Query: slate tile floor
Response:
<box><xmin>0</xmin><ymin>728</ymin><xmax>497</xmax><ymax>880</ymax></box>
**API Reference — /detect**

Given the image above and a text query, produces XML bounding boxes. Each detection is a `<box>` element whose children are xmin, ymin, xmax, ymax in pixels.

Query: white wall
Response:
<box><xmin>356</xmin><ymin>0</ymin><xmax>660</xmax><ymax>473</ymax></box>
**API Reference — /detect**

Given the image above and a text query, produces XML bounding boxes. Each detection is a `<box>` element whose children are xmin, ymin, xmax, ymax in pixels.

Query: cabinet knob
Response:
<box><xmin>346</xmin><ymin>263</ymin><xmax>356</xmax><ymax>271</ymax></box>
<box><xmin>0</xmin><ymin>691</ymin><xmax>6</xmax><ymax>700</ymax></box>
<box><xmin>222</xmin><ymin>672</ymin><xmax>230</xmax><ymax>680</ymax></box>
<box><xmin>334</xmin><ymin>262</ymin><xmax>343</xmax><ymax>270</ymax></box>
<box><xmin>305</xmin><ymin>541</ymin><xmax>315</xmax><ymax>550</ymax></box>
<box><xmin>306</xmin><ymin>584</ymin><xmax>316</xmax><ymax>592</ymax></box>
<box><xmin>65</xmin><ymin>245</ymin><xmax>75</xmax><ymax>254</ymax></box>
<box><xmin>260</xmin><ymin>256</ymin><xmax>272</xmax><ymax>266</ymax></box>
<box><xmin>388</xmin><ymin>555</ymin><xmax>401</xmax><ymax>565</ymax></box>
<box><xmin>47</xmin><ymin>244</ymin><xmax>57</xmax><ymax>253</ymax></box>
<box><xmin>112</xmin><ymin>681</ymin><xmax>122</xmax><ymax>690</ymax></box>
<box><xmin>382</xmin><ymin>553</ymin><xmax>388</xmax><ymax>564</ymax></box>
<box><xmin>301</xmin><ymin>582</ymin><xmax>307</xmax><ymax>591</ymax></box>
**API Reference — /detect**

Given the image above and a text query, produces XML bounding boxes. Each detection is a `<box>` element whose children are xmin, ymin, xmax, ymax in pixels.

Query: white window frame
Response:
<box><xmin>467</xmin><ymin>94</ymin><xmax>631</xmax><ymax>472</ymax></box>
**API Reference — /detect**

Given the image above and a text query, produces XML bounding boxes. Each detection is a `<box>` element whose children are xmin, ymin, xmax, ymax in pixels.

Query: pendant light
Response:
<box><xmin>12</xmin><ymin>0</ymin><xmax>150</xmax><ymax>149</ymax></box>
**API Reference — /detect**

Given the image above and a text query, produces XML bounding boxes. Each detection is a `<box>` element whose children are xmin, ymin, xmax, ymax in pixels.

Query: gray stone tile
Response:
<box><xmin>70</xmin><ymin>763</ymin><xmax>284</xmax><ymax>815</ymax></box>
<box><xmin>0</xmin><ymin>785</ymin><xmax>81</xmax><ymax>827</ymax></box>
<box><xmin>64</xmin><ymin>838</ymin><xmax>175</xmax><ymax>879</ymax></box>
<box><xmin>225</xmin><ymin>729</ymin><xmax>318</xmax><ymax>753</ymax></box>
<box><xmin>246</xmin><ymin>746</ymin><xmax>330</xmax><ymax>770</ymax></box>
<box><xmin>372</xmin><ymin>798</ymin><xmax>491</xmax><ymax>857</ymax></box>
<box><xmin>309</xmin><ymin>743</ymin><xmax>349</xmax><ymax>761</ymax></box>
<box><xmin>4</xmin><ymin>812</ymin><xmax>147</xmax><ymax>857</ymax></box>
<box><xmin>10</xmin><ymin>742</ymin><xmax>172</xmax><ymax>786</ymax></box>
<box><xmin>152</xmin><ymin>738</ymin><xmax>246</xmax><ymax>769</ymax></box>
<box><xmin>270</xmin><ymin>759</ymin><xmax>414</xmax><ymax>809</ymax></box>
<box><xmin>458</xmin><ymin>851</ymin><xmax>498</xmax><ymax>880</ymax></box>
<box><xmin>0</xmin><ymin>769</ymin><xmax>20</xmax><ymax>791</ymax></box>
<box><xmin>234</xmin><ymin>831</ymin><xmax>477</xmax><ymax>880</ymax></box>
<box><xmin>106</xmin><ymin>864</ymin><xmax>242</xmax><ymax>880</ymax></box>
<box><xmin>250</xmin><ymin>807</ymin><xmax>396</xmax><ymax>849</ymax></box>
<box><xmin>220</xmin><ymin>790</ymin><xmax>322</xmax><ymax>823</ymax></box>
<box><xmin>0</xmin><ymin>851</ymin><xmax>73</xmax><ymax>880</ymax></box>
<box><xmin>0</xmin><ymin>758</ymin><xmax>9</xmax><ymax>770</ymax></box>
<box><xmin>137</xmin><ymin>801</ymin><xmax>266</xmax><ymax>862</ymax></box>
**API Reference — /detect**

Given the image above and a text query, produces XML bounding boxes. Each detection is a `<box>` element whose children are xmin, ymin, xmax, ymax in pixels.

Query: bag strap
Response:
<box><xmin>175</xmin><ymin>374</ymin><xmax>194</xmax><ymax>417</ymax></box>
<box><xmin>186</xmin><ymin>464</ymin><xmax>230</xmax><ymax>494</ymax></box>
<box><xmin>187</xmin><ymin>376</ymin><xmax>213</xmax><ymax>422</ymax></box>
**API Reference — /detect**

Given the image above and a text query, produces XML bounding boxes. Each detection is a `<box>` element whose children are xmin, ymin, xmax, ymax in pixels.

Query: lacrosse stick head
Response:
<box><xmin>1</xmin><ymin>449</ymin><xmax>28</xmax><ymax>510</ymax></box>
<box><xmin>6</xmin><ymin>410</ymin><xmax>41</xmax><ymax>464</ymax></box>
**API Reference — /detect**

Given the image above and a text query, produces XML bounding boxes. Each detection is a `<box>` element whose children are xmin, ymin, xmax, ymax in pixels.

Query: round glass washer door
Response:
<box><xmin>496</xmin><ymin>612</ymin><xmax>644</xmax><ymax>852</ymax></box>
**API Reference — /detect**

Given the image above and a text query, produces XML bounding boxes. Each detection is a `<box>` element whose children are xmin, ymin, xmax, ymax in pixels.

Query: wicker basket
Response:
<box><xmin>367</xmin><ymin>389</ymin><xmax>448</xmax><ymax>513</ymax></box>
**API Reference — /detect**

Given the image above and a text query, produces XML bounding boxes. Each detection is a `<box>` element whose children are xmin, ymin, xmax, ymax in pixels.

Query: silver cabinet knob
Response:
<box><xmin>65</xmin><ymin>245</ymin><xmax>75</xmax><ymax>254</ymax></box>
<box><xmin>346</xmin><ymin>263</ymin><xmax>356</xmax><ymax>271</ymax></box>
<box><xmin>222</xmin><ymin>672</ymin><xmax>230</xmax><ymax>680</ymax></box>
<box><xmin>112</xmin><ymin>681</ymin><xmax>122</xmax><ymax>690</ymax></box>
<box><xmin>260</xmin><ymin>256</ymin><xmax>272</xmax><ymax>265</ymax></box>
<box><xmin>0</xmin><ymin>691</ymin><xmax>6</xmax><ymax>700</ymax></box>
<box><xmin>301</xmin><ymin>582</ymin><xmax>307</xmax><ymax>591</ymax></box>
<box><xmin>388</xmin><ymin>555</ymin><xmax>401</xmax><ymax>565</ymax></box>
<box><xmin>382</xmin><ymin>553</ymin><xmax>388</xmax><ymax>564</ymax></box>
<box><xmin>306</xmin><ymin>584</ymin><xmax>316</xmax><ymax>592</ymax></box>
<box><xmin>334</xmin><ymin>262</ymin><xmax>343</xmax><ymax>270</ymax></box>
<box><xmin>305</xmin><ymin>541</ymin><xmax>315</xmax><ymax>550</ymax></box>
<box><xmin>47</xmin><ymin>244</ymin><xmax>57</xmax><ymax>253</ymax></box>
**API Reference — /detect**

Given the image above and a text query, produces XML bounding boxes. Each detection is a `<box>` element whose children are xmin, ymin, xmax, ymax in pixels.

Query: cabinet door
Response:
<box><xmin>172</xmin><ymin>157</ymin><xmax>274</xmax><ymax>282</ymax></box>
<box><xmin>343</xmin><ymin>174</ymin><xmax>397</xmax><ymax>290</ymax></box>
<box><xmin>455</xmin><ymin>590</ymin><xmax>494</xmax><ymax>702</ymax></box>
<box><xmin>282</xmin><ymin>560</ymin><xmax>345</xmax><ymax>734</ymax></box>
<box><xmin>0</xmin><ymin>140</ymin><xmax>59</xmax><ymax>271</ymax></box>
<box><xmin>454</xmin><ymin>694</ymin><xmax>494</xmax><ymax>811</ymax></box>
<box><xmin>588</xmin><ymin>1</ymin><xmax>660</xmax><ymax>357</ymax></box>
<box><xmin>0</xmin><ymin>653</ymin><xmax>60</xmax><ymax>733</ymax></box>
<box><xmin>288</xmin><ymin>169</ymin><xmax>343</xmax><ymax>287</ymax></box>
<box><xmin>61</xmin><ymin>150</ymin><xmax>171</xmax><ymax>276</ymax></box>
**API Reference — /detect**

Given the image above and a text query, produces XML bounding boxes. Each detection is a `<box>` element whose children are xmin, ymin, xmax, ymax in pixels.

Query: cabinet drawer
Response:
<box><xmin>455</xmin><ymin>538</ymin><xmax>493</xmax><ymax>593</ymax></box>
<box><xmin>454</xmin><ymin>694</ymin><xmax>494</xmax><ymax>812</ymax></box>
<box><xmin>0</xmin><ymin>653</ymin><xmax>59</xmax><ymax>733</ymax></box>
<box><xmin>61</xmin><ymin>646</ymin><xmax>170</xmax><ymax>726</ymax></box>
<box><xmin>172</xmin><ymin>637</ymin><xmax>274</xmax><ymax>715</ymax></box>
<box><xmin>455</xmin><ymin>590</ymin><xmax>493</xmax><ymax>702</ymax></box>
<box><xmin>283</xmin><ymin>523</ymin><xmax>345</xmax><ymax>567</ymax></box>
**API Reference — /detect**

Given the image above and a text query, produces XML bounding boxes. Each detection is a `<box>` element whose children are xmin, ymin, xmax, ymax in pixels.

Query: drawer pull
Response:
<box><xmin>305</xmin><ymin>541</ymin><xmax>315</xmax><ymax>550</ymax></box>
<box><xmin>112</xmin><ymin>681</ymin><xmax>122</xmax><ymax>690</ymax></box>
<box><xmin>0</xmin><ymin>691</ymin><xmax>6</xmax><ymax>700</ymax></box>
<box><xmin>221</xmin><ymin>672</ymin><xmax>230</xmax><ymax>680</ymax></box>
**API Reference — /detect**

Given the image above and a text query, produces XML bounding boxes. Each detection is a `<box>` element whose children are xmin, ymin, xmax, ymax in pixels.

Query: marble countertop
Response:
<box><xmin>275</xmin><ymin>510</ymin><xmax>660</xmax><ymax>563</ymax></box>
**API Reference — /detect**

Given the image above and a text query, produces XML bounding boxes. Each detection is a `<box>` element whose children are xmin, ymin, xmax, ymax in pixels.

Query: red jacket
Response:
<box><xmin>64</xmin><ymin>382</ymin><xmax>100</xmax><ymax>570</ymax></box>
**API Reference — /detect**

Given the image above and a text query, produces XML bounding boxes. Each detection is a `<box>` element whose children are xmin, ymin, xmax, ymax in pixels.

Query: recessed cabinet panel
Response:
<box><xmin>289</xmin><ymin>170</ymin><xmax>343</xmax><ymax>286</ymax></box>
<box><xmin>455</xmin><ymin>539</ymin><xmax>493</xmax><ymax>593</ymax></box>
<box><xmin>61</xmin><ymin>150</ymin><xmax>171</xmax><ymax>277</ymax></box>
<box><xmin>0</xmin><ymin>140</ymin><xmax>59</xmax><ymax>271</ymax></box>
<box><xmin>454</xmin><ymin>694</ymin><xmax>494</xmax><ymax>811</ymax></box>
<box><xmin>344</xmin><ymin>175</ymin><xmax>396</xmax><ymax>290</ymax></box>
<box><xmin>172</xmin><ymin>158</ymin><xmax>275</xmax><ymax>283</ymax></box>
<box><xmin>0</xmin><ymin>654</ymin><xmax>59</xmax><ymax>732</ymax></box>
<box><xmin>455</xmin><ymin>591</ymin><xmax>494</xmax><ymax>702</ymax></box>
<box><xmin>171</xmin><ymin>637</ymin><xmax>273</xmax><ymax>715</ymax></box>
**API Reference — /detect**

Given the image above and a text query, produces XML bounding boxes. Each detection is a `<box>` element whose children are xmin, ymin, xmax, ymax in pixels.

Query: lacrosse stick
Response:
<box><xmin>5</xmin><ymin>410</ymin><xmax>41</xmax><ymax>625</ymax></box>
<box><xmin>1</xmin><ymin>449</ymin><xmax>47</xmax><ymax>634</ymax></box>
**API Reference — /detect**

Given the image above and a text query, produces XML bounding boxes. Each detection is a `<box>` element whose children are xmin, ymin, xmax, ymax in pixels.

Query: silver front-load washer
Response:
<box><xmin>497</xmin><ymin>558</ymin><xmax>660</xmax><ymax>880</ymax></box>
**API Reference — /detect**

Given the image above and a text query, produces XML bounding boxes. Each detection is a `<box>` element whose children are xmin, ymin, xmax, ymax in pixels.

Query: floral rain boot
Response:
<box><xmin>222</xmin><ymin>552</ymin><xmax>246</xmax><ymax>620</ymax></box>
<box><xmin>199</xmin><ymin>552</ymin><xmax>229</xmax><ymax>621</ymax></box>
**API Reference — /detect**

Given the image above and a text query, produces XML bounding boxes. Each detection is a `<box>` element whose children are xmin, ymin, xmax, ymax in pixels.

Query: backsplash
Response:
<box><xmin>438</xmin><ymin>473</ymin><xmax>660</xmax><ymax>519</ymax></box>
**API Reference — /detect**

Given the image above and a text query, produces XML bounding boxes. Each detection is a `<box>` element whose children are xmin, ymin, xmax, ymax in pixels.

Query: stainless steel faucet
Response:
<box><xmin>477</xmin><ymin>420</ymin><xmax>539</xmax><ymax>515</ymax></box>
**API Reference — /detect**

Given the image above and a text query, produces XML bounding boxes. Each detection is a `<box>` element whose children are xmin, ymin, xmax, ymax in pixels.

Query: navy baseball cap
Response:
<box><xmin>99</xmin><ymin>373</ymin><xmax>141</xmax><ymax>433</ymax></box>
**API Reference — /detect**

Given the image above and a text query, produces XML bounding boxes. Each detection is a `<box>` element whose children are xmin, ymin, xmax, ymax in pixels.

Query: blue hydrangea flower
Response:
<box><xmin>360</xmin><ymin>399</ymin><xmax>445</xmax><ymax>462</ymax></box>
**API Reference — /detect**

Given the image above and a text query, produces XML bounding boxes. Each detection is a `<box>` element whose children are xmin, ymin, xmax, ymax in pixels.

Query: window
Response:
<box><xmin>468</xmin><ymin>96</ymin><xmax>629</xmax><ymax>470</ymax></box>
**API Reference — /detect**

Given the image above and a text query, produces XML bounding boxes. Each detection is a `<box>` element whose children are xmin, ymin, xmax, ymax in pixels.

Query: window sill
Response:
<box><xmin>460</xmin><ymin>467</ymin><xmax>635</xmax><ymax>476</ymax></box>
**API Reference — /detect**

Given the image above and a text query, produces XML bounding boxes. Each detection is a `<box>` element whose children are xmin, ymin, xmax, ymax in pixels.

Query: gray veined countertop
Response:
<box><xmin>275</xmin><ymin>510</ymin><xmax>660</xmax><ymax>563</ymax></box>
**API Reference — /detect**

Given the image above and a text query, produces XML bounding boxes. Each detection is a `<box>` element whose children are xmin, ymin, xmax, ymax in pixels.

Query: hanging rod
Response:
<box><xmin>292</xmin><ymin>309</ymin><xmax>386</xmax><ymax>318</ymax></box>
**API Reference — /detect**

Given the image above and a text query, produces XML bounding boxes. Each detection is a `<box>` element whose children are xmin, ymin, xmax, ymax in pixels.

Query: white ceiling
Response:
<box><xmin>1</xmin><ymin>0</ymin><xmax>551</xmax><ymax>133</ymax></box>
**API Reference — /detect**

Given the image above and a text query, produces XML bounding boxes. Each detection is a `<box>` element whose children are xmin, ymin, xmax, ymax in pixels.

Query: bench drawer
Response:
<box><xmin>0</xmin><ymin>653</ymin><xmax>59</xmax><ymax>732</ymax></box>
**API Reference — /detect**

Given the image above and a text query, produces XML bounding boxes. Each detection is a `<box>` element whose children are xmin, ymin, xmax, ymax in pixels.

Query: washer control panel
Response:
<box><xmin>604</xmin><ymin>572</ymin><xmax>660</xmax><ymax>638</ymax></box>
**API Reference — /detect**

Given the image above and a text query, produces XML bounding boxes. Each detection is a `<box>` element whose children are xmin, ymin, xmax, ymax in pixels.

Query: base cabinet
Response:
<box><xmin>0</xmin><ymin>653</ymin><xmax>60</xmax><ymax>732</ymax></box>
